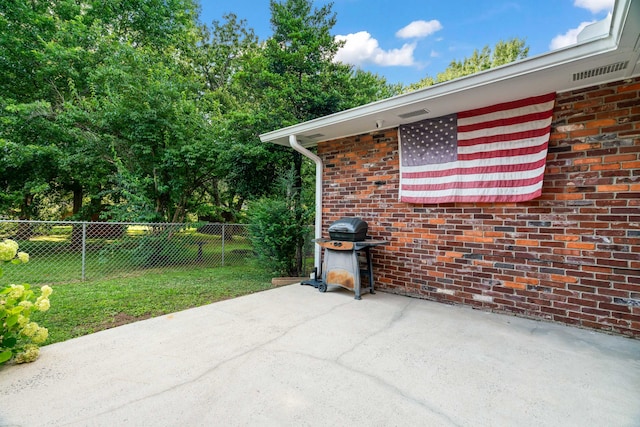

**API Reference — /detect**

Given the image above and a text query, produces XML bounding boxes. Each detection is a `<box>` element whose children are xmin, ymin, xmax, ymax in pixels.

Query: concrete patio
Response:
<box><xmin>1</xmin><ymin>284</ymin><xmax>639</xmax><ymax>426</ymax></box>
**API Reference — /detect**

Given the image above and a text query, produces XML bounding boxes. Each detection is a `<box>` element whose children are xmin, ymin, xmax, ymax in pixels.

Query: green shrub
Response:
<box><xmin>248</xmin><ymin>196</ymin><xmax>306</xmax><ymax>277</ymax></box>
<box><xmin>248</xmin><ymin>168</ymin><xmax>315</xmax><ymax>277</ymax></box>
<box><xmin>128</xmin><ymin>233</ymin><xmax>190</xmax><ymax>268</ymax></box>
<box><xmin>0</xmin><ymin>239</ymin><xmax>52</xmax><ymax>365</ymax></box>
<box><xmin>97</xmin><ymin>225</ymin><xmax>191</xmax><ymax>268</ymax></box>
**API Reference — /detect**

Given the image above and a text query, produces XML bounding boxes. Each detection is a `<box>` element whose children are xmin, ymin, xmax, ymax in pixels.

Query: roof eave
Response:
<box><xmin>260</xmin><ymin>0</ymin><xmax>638</xmax><ymax>147</ymax></box>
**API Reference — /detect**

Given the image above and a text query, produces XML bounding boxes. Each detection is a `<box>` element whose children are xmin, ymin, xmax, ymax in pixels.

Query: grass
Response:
<box><xmin>2</xmin><ymin>223</ymin><xmax>310</xmax><ymax>346</ymax></box>
<box><xmin>30</xmin><ymin>263</ymin><xmax>273</xmax><ymax>345</ymax></box>
<box><xmin>3</xmin><ymin>230</ymin><xmax>254</xmax><ymax>285</ymax></box>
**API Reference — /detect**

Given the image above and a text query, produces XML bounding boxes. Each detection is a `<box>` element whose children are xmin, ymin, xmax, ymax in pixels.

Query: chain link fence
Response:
<box><xmin>0</xmin><ymin>220</ymin><xmax>263</xmax><ymax>285</ymax></box>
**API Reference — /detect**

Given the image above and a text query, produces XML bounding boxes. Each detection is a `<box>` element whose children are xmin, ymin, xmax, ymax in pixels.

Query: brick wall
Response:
<box><xmin>318</xmin><ymin>76</ymin><xmax>640</xmax><ymax>337</ymax></box>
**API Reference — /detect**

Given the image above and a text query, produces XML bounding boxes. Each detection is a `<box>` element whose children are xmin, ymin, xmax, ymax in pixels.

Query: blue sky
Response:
<box><xmin>198</xmin><ymin>0</ymin><xmax>614</xmax><ymax>85</ymax></box>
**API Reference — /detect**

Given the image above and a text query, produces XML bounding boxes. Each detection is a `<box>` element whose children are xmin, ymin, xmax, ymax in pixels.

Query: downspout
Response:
<box><xmin>289</xmin><ymin>135</ymin><xmax>322</xmax><ymax>274</ymax></box>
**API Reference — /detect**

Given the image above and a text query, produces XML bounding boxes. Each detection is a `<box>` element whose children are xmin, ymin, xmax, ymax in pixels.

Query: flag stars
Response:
<box><xmin>400</xmin><ymin>113</ymin><xmax>458</xmax><ymax>167</ymax></box>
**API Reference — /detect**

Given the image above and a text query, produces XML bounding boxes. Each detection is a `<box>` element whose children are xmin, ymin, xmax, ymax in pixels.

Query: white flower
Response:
<box><xmin>8</xmin><ymin>284</ymin><xmax>25</xmax><ymax>299</ymax></box>
<box><xmin>17</xmin><ymin>252</ymin><xmax>29</xmax><ymax>263</ymax></box>
<box><xmin>14</xmin><ymin>344</ymin><xmax>40</xmax><ymax>364</ymax></box>
<box><xmin>3</xmin><ymin>239</ymin><xmax>19</xmax><ymax>252</ymax></box>
<box><xmin>21</xmin><ymin>321</ymin><xmax>40</xmax><ymax>339</ymax></box>
<box><xmin>19</xmin><ymin>300</ymin><xmax>34</xmax><ymax>309</ymax></box>
<box><xmin>32</xmin><ymin>326</ymin><xmax>49</xmax><ymax>344</ymax></box>
<box><xmin>17</xmin><ymin>314</ymin><xmax>29</xmax><ymax>327</ymax></box>
<box><xmin>0</xmin><ymin>241</ymin><xmax>17</xmax><ymax>261</ymax></box>
<box><xmin>35</xmin><ymin>298</ymin><xmax>50</xmax><ymax>312</ymax></box>
<box><xmin>40</xmin><ymin>285</ymin><xmax>53</xmax><ymax>298</ymax></box>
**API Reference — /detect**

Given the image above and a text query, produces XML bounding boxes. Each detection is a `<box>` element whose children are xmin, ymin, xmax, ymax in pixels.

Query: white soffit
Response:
<box><xmin>260</xmin><ymin>0</ymin><xmax>640</xmax><ymax>148</ymax></box>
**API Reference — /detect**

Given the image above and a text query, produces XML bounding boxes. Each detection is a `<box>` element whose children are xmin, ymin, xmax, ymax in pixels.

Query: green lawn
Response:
<box><xmin>30</xmin><ymin>263</ymin><xmax>273</xmax><ymax>345</ymax></box>
<box><xmin>3</xmin><ymin>228</ymin><xmax>254</xmax><ymax>285</ymax></box>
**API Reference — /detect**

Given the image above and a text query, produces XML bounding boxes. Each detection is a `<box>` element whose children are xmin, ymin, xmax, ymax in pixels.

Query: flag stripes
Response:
<box><xmin>399</xmin><ymin>93</ymin><xmax>556</xmax><ymax>204</ymax></box>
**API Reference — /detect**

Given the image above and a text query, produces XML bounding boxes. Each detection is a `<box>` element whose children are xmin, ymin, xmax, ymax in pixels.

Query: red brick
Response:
<box><xmin>585</xmin><ymin>118</ymin><xmax>617</xmax><ymax>128</ymax></box>
<box><xmin>317</xmin><ymin>76</ymin><xmax>640</xmax><ymax>337</ymax></box>
<box><xmin>618</xmin><ymin>81</ymin><xmax>640</xmax><ymax>92</ymax></box>
<box><xmin>605</xmin><ymin>92</ymin><xmax>638</xmax><ymax>103</ymax></box>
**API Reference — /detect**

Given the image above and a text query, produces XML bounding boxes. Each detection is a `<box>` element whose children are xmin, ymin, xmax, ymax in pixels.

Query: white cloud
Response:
<box><xmin>335</xmin><ymin>31</ymin><xmax>416</xmax><ymax>66</ymax></box>
<box><xmin>549</xmin><ymin>21</ymin><xmax>594</xmax><ymax>50</ymax></box>
<box><xmin>574</xmin><ymin>0</ymin><xmax>614</xmax><ymax>14</ymax></box>
<box><xmin>395</xmin><ymin>20</ymin><xmax>443</xmax><ymax>39</ymax></box>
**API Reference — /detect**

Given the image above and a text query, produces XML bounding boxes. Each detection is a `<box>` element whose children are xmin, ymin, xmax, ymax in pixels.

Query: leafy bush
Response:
<box><xmin>129</xmin><ymin>234</ymin><xmax>188</xmax><ymax>267</ymax></box>
<box><xmin>0</xmin><ymin>239</ymin><xmax>52</xmax><ymax>365</ymax></box>
<box><xmin>95</xmin><ymin>225</ymin><xmax>191</xmax><ymax>268</ymax></box>
<box><xmin>248</xmin><ymin>197</ymin><xmax>301</xmax><ymax>276</ymax></box>
<box><xmin>247</xmin><ymin>167</ymin><xmax>312</xmax><ymax>280</ymax></box>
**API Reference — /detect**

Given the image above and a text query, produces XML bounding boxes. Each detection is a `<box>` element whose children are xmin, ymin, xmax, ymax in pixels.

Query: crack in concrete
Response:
<box><xmin>333</xmin><ymin>358</ymin><xmax>463</xmax><ymax>426</ymax></box>
<box><xmin>262</xmin><ymin>344</ymin><xmax>462</xmax><ymax>427</ymax></box>
<box><xmin>63</xmin><ymin>298</ymin><xmax>356</xmax><ymax>424</ymax></box>
<box><xmin>334</xmin><ymin>297</ymin><xmax>413</xmax><ymax>363</ymax></box>
<box><xmin>327</xmin><ymin>298</ymin><xmax>463</xmax><ymax>426</ymax></box>
<box><xmin>218</xmin><ymin>297</ymin><xmax>463</xmax><ymax>426</ymax></box>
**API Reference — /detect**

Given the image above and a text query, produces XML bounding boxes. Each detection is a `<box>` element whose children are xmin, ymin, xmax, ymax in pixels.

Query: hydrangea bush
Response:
<box><xmin>0</xmin><ymin>239</ymin><xmax>53</xmax><ymax>365</ymax></box>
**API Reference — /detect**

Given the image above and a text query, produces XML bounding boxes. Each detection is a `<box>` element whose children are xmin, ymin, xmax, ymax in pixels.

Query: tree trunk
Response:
<box><xmin>72</xmin><ymin>184</ymin><xmax>83</xmax><ymax>215</ymax></box>
<box><xmin>89</xmin><ymin>195</ymin><xmax>102</xmax><ymax>220</ymax></box>
<box><xmin>70</xmin><ymin>186</ymin><xmax>84</xmax><ymax>249</ymax></box>
<box><xmin>211</xmin><ymin>177</ymin><xmax>221</xmax><ymax>207</ymax></box>
<box><xmin>17</xmin><ymin>194</ymin><xmax>34</xmax><ymax>239</ymax></box>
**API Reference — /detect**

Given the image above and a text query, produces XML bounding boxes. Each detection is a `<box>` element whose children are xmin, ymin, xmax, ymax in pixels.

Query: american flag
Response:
<box><xmin>399</xmin><ymin>93</ymin><xmax>556</xmax><ymax>204</ymax></box>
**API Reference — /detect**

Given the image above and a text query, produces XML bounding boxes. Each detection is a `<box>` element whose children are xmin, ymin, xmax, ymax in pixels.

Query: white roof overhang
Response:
<box><xmin>260</xmin><ymin>0</ymin><xmax>640</xmax><ymax>148</ymax></box>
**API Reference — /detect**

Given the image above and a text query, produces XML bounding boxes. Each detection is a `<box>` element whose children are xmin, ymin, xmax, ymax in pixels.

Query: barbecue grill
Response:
<box><xmin>303</xmin><ymin>217</ymin><xmax>388</xmax><ymax>299</ymax></box>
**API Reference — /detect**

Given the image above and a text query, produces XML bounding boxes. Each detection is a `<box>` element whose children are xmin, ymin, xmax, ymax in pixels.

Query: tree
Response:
<box><xmin>196</xmin><ymin>13</ymin><xmax>258</xmax><ymax>94</ymax></box>
<box><xmin>406</xmin><ymin>38</ymin><xmax>529</xmax><ymax>92</ymax></box>
<box><xmin>214</xmin><ymin>0</ymin><xmax>399</xmax><ymax>274</ymax></box>
<box><xmin>0</xmin><ymin>0</ymin><xmax>209</xmax><ymax>222</ymax></box>
<box><xmin>234</xmin><ymin>0</ymin><xmax>374</xmax><ymax>274</ymax></box>
<box><xmin>191</xmin><ymin>14</ymin><xmax>277</xmax><ymax>222</ymax></box>
<box><xmin>346</xmin><ymin>69</ymin><xmax>403</xmax><ymax>107</ymax></box>
<box><xmin>81</xmin><ymin>41</ymin><xmax>216</xmax><ymax>222</ymax></box>
<box><xmin>0</xmin><ymin>0</ymin><xmax>397</xmax><ymax>227</ymax></box>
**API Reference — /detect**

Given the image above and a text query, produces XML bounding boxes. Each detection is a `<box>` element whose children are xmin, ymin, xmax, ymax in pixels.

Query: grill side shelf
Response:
<box><xmin>316</xmin><ymin>239</ymin><xmax>354</xmax><ymax>251</ymax></box>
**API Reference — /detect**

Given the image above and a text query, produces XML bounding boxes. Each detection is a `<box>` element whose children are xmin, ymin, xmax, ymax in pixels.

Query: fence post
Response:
<box><xmin>221</xmin><ymin>223</ymin><xmax>225</xmax><ymax>266</ymax></box>
<box><xmin>81</xmin><ymin>222</ymin><xmax>87</xmax><ymax>281</ymax></box>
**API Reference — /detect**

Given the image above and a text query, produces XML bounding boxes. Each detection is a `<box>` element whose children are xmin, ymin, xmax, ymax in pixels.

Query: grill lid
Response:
<box><xmin>328</xmin><ymin>217</ymin><xmax>368</xmax><ymax>241</ymax></box>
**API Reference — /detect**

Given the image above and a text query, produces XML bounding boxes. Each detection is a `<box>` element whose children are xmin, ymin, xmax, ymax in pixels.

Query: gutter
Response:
<box><xmin>289</xmin><ymin>135</ymin><xmax>323</xmax><ymax>275</ymax></box>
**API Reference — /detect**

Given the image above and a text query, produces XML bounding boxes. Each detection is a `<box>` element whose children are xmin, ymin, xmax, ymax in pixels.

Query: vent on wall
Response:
<box><xmin>573</xmin><ymin>61</ymin><xmax>629</xmax><ymax>81</ymax></box>
<box><xmin>397</xmin><ymin>108</ymin><xmax>430</xmax><ymax>119</ymax></box>
<box><xmin>305</xmin><ymin>133</ymin><xmax>325</xmax><ymax>139</ymax></box>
